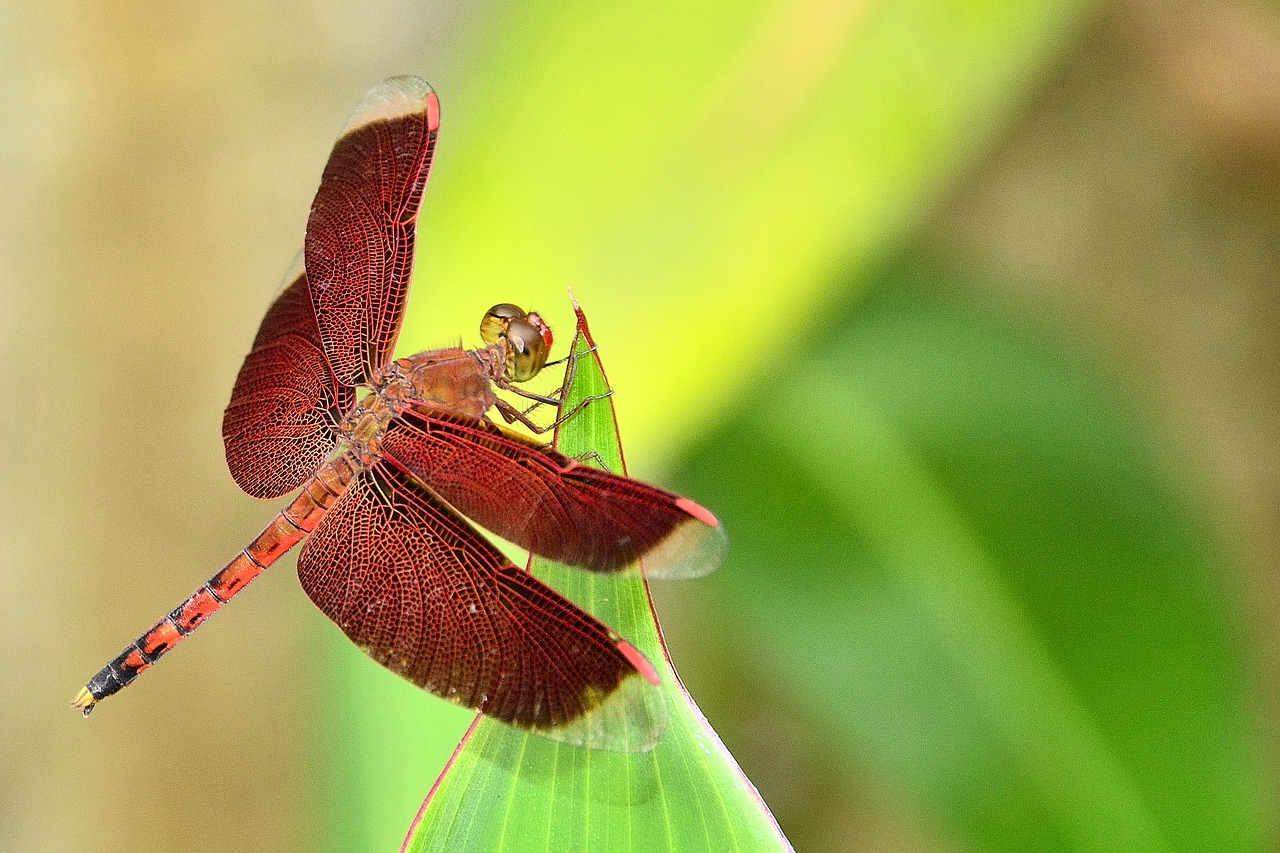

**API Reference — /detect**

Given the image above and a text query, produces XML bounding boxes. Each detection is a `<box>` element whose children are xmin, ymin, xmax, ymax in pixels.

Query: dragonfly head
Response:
<box><xmin>480</xmin><ymin>303</ymin><xmax>553</xmax><ymax>383</ymax></box>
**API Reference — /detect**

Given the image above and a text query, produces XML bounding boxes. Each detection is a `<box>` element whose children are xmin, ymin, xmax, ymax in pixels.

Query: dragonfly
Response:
<box><xmin>73</xmin><ymin>76</ymin><xmax>726</xmax><ymax>751</ymax></box>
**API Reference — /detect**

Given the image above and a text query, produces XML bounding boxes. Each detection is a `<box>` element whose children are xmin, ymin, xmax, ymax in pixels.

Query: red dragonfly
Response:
<box><xmin>73</xmin><ymin>77</ymin><xmax>725</xmax><ymax>751</ymax></box>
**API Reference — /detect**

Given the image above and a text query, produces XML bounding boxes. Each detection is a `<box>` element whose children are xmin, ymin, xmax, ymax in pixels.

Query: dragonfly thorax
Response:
<box><xmin>338</xmin><ymin>348</ymin><xmax>494</xmax><ymax>464</ymax></box>
<box><xmin>341</xmin><ymin>304</ymin><xmax>552</xmax><ymax>464</ymax></box>
<box><xmin>396</xmin><ymin>347</ymin><xmax>500</xmax><ymax>419</ymax></box>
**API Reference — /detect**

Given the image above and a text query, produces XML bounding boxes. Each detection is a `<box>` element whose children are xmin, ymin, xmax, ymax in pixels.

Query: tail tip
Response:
<box><xmin>71</xmin><ymin>687</ymin><xmax>97</xmax><ymax>717</ymax></box>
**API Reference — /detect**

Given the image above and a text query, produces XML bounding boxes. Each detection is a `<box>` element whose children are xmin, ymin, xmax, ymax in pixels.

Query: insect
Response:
<box><xmin>73</xmin><ymin>76</ymin><xmax>725</xmax><ymax>751</ymax></box>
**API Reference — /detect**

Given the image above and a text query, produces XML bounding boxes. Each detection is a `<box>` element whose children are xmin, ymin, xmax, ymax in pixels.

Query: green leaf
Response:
<box><xmin>672</xmin><ymin>266</ymin><xmax>1265</xmax><ymax>850</ymax></box>
<box><xmin>401</xmin><ymin>306</ymin><xmax>791</xmax><ymax>852</ymax></box>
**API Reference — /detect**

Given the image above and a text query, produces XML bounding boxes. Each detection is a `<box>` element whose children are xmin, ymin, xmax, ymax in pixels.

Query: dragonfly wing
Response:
<box><xmin>381</xmin><ymin>409</ymin><xmax>727</xmax><ymax>579</ymax></box>
<box><xmin>304</xmin><ymin>76</ymin><xmax>439</xmax><ymax>386</ymax></box>
<box><xmin>297</xmin><ymin>458</ymin><xmax>666</xmax><ymax>751</ymax></box>
<box><xmin>223</xmin><ymin>258</ymin><xmax>353</xmax><ymax>498</ymax></box>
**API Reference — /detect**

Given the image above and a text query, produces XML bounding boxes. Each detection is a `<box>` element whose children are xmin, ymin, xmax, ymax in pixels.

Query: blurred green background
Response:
<box><xmin>5</xmin><ymin>1</ymin><xmax>1279</xmax><ymax>851</ymax></box>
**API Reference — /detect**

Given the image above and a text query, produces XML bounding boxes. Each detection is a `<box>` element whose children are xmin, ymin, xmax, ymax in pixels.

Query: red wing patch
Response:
<box><xmin>380</xmin><ymin>409</ymin><xmax>727</xmax><ymax>578</ymax></box>
<box><xmin>223</xmin><ymin>266</ymin><xmax>352</xmax><ymax>498</ymax></box>
<box><xmin>304</xmin><ymin>77</ymin><xmax>440</xmax><ymax>386</ymax></box>
<box><xmin>296</xmin><ymin>459</ymin><xmax>665</xmax><ymax>750</ymax></box>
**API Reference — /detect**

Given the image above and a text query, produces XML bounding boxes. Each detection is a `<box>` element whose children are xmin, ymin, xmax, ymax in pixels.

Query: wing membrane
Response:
<box><xmin>297</xmin><ymin>458</ymin><xmax>665</xmax><ymax>750</ymax></box>
<box><xmin>381</xmin><ymin>409</ymin><xmax>727</xmax><ymax>578</ymax></box>
<box><xmin>222</xmin><ymin>260</ymin><xmax>352</xmax><ymax>498</ymax></box>
<box><xmin>304</xmin><ymin>76</ymin><xmax>440</xmax><ymax>386</ymax></box>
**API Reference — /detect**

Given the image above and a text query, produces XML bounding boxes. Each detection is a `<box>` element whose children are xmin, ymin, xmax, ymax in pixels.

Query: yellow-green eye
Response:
<box><xmin>479</xmin><ymin>304</ymin><xmax>554</xmax><ymax>382</ymax></box>
<box><xmin>480</xmin><ymin>303</ymin><xmax>524</xmax><ymax>347</ymax></box>
<box><xmin>503</xmin><ymin>317</ymin><xmax>549</xmax><ymax>382</ymax></box>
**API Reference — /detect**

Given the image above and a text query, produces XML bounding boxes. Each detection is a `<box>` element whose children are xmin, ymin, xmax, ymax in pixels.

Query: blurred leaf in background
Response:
<box><xmin>665</xmin><ymin>261</ymin><xmax>1265</xmax><ymax>851</ymax></box>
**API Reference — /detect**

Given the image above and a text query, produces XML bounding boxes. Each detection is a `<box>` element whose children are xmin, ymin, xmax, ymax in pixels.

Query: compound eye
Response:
<box><xmin>480</xmin><ymin>303</ymin><xmax>525</xmax><ymax>346</ymax></box>
<box><xmin>504</xmin><ymin>317</ymin><xmax>550</xmax><ymax>382</ymax></box>
<box><xmin>479</xmin><ymin>303</ymin><xmax>554</xmax><ymax>382</ymax></box>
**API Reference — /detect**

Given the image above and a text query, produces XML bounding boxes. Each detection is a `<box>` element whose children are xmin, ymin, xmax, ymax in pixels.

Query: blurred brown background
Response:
<box><xmin>4</xmin><ymin>1</ymin><xmax>1280</xmax><ymax>851</ymax></box>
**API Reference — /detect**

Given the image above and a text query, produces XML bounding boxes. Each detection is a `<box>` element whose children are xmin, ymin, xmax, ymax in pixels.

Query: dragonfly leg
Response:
<box><xmin>493</xmin><ymin>389</ymin><xmax>614</xmax><ymax>436</ymax></box>
<box><xmin>494</xmin><ymin>397</ymin><xmax>553</xmax><ymax>434</ymax></box>
<box><xmin>571</xmin><ymin>449</ymin><xmax>613</xmax><ymax>472</ymax></box>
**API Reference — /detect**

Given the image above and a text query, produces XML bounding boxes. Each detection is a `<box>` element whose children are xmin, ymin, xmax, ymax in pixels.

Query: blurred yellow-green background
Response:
<box><xmin>5</xmin><ymin>1</ymin><xmax>1280</xmax><ymax>851</ymax></box>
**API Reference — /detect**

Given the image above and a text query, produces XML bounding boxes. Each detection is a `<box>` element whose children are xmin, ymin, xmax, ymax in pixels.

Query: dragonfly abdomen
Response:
<box><xmin>72</xmin><ymin>456</ymin><xmax>357</xmax><ymax>714</ymax></box>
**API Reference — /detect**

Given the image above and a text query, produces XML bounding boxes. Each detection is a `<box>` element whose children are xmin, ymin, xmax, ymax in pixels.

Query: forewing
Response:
<box><xmin>304</xmin><ymin>76</ymin><xmax>440</xmax><ymax>386</ymax></box>
<box><xmin>381</xmin><ymin>409</ymin><xmax>728</xmax><ymax>579</ymax></box>
<box><xmin>222</xmin><ymin>257</ymin><xmax>353</xmax><ymax>498</ymax></box>
<box><xmin>297</xmin><ymin>458</ymin><xmax>665</xmax><ymax>750</ymax></box>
